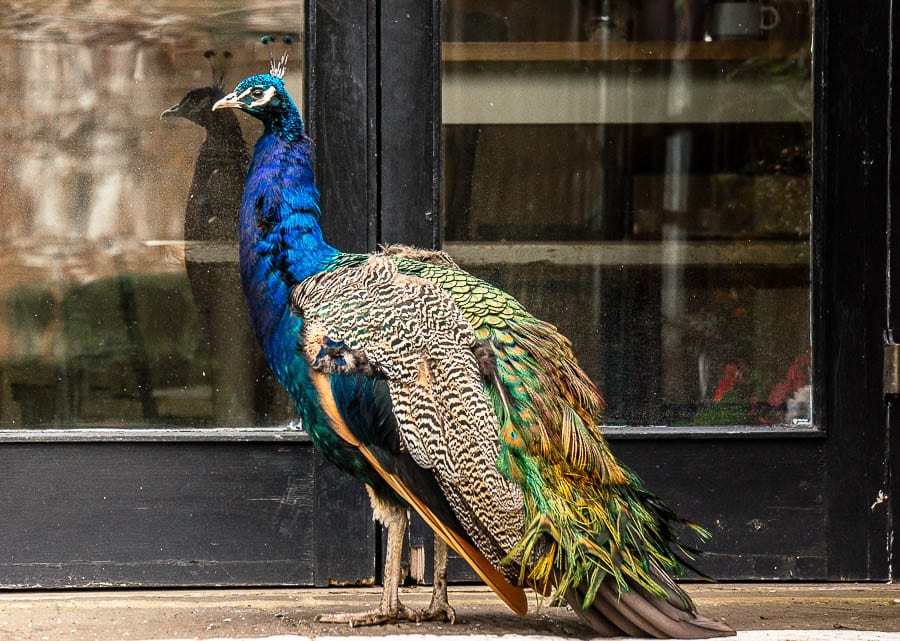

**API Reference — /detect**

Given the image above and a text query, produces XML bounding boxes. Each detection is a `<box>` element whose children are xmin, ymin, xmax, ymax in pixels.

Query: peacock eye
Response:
<box><xmin>250</xmin><ymin>88</ymin><xmax>265</xmax><ymax>99</ymax></box>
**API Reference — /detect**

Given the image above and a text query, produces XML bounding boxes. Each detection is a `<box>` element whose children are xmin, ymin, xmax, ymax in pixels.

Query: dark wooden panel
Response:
<box><xmin>0</xmin><ymin>442</ymin><xmax>374</xmax><ymax>588</ymax></box>
<box><xmin>313</xmin><ymin>456</ymin><xmax>378</xmax><ymax>586</ymax></box>
<box><xmin>378</xmin><ymin>0</ymin><xmax>441</xmax><ymax>248</ymax></box>
<box><xmin>814</xmin><ymin>1</ymin><xmax>891</xmax><ymax>581</ymax></box>
<box><xmin>0</xmin><ymin>433</ymin><xmax>821</xmax><ymax>588</ymax></box>
<box><xmin>306</xmin><ymin>0</ymin><xmax>373</xmax><ymax>254</ymax></box>
<box><xmin>613</xmin><ymin>438</ymin><xmax>826</xmax><ymax>580</ymax></box>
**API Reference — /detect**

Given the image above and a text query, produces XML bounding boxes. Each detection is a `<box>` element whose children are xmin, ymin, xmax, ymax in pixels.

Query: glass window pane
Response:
<box><xmin>0</xmin><ymin>2</ymin><xmax>303</xmax><ymax>427</ymax></box>
<box><xmin>442</xmin><ymin>1</ymin><xmax>812</xmax><ymax>427</ymax></box>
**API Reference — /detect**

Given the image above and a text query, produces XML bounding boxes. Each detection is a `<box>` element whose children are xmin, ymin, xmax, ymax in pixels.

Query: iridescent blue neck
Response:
<box><xmin>263</xmin><ymin>111</ymin><xmax>305</xmax><ymax>142</ymax></box>
<box><xmin>238</xmin><ymin>126</ymin><xmax>338</xmax><ymax>387</ymax></box>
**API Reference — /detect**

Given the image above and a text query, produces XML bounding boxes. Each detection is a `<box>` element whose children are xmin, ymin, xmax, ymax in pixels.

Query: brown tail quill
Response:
<box><xmin>565</xmin><ymin>579</ymin><xmax>735</xmax><ymax>638</ymax></box>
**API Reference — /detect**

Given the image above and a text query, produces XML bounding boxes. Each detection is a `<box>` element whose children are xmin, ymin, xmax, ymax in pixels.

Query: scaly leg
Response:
<box><xmin>419</xmin><ymin>534</ymin><xmax>456</xmax><ymax>623</ymax></box>
<box><xmin>316</xmin><ymin>486</ymin><xmax>418</xmax><ymax>626</ymax></box>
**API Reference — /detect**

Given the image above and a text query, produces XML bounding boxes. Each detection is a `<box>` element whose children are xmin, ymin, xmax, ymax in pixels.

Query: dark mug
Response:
<box><xmin>709</xmin><ymin>2</ymin><xmax>780</xmax><ymax>39</ymax></box>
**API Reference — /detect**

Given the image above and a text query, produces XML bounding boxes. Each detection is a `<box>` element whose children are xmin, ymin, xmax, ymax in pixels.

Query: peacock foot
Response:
<box><xmin>418</xmin><ymin>599</ymin><xmax>456</xmax><ymax>624</ymax></box>
<box><xmin>315</xmin><ymin>603</ymin><xmax>420</xmax><ymax>627</ymax></box>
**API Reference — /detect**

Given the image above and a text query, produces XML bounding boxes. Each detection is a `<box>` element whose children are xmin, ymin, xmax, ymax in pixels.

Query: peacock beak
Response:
<box><xmin>212</xmin><ymin>92</ymin><xmax>242</xmax><ymax>111</ymax></box>
<box><xmin>159</xmin><ymin>103</ymin><xmax>181</xmax><ymax>119</ymax></box>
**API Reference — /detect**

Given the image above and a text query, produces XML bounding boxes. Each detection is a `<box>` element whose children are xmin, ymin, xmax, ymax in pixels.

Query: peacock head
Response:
<box><xmin>163</xmin><ymin>50</ymin><xmax>235</xmax><ymax>127</ymax></box>
<box><xmin>162</xmin><ymin>85</ymin><xmax>227</xmax><ymax>127</ymax></box>
<box><xmin>212</xmin><ymin>52</ymin><xmax>302</xmax><ymax>133</ymax></box>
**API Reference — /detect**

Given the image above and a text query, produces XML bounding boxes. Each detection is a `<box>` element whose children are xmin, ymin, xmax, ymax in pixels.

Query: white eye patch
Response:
<box><xmin>237</xmin><ymin>85</ymin><xmax>277</xmax><ymax>108</ymax></box>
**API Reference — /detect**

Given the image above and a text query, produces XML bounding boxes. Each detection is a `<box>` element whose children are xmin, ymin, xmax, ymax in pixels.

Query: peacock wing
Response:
<box><xmin>290</xmin><ymin>255</ymin><xmax>527</xmax><ymax>616</ymax></box>
<box><xmin>389</xmin><ymin>257</ymin><xmax>621</xmax><ymax>479</ymax></box>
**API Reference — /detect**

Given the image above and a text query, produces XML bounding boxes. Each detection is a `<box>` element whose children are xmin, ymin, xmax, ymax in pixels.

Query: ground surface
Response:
<box><xmin>0</xmin><ymin>584</ymin><xmax>899</xmax><ymax>640</ymax></box>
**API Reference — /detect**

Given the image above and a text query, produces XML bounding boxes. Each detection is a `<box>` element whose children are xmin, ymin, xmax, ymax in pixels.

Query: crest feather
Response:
<box><xmin>270</xmin><ymin>51</ymin><xmax>288</xmax><ymax>79</ymax></box>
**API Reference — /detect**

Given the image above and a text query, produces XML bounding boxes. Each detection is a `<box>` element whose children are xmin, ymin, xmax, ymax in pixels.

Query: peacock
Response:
<box><xmin>211</xmin><ymin>51</ymin><xmax>454</xmax><ymax>625</ymax></box>
<box><xmin>213</xmin><ymin>54</ymin><xmax>735</xmax><ymax>638</ymax></box>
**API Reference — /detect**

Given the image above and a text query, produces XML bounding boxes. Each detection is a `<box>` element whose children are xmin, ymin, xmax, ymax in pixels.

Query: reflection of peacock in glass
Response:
<box><xmin>213</xmin><ymin>54</ymin><xmax>735</xmax><ymax>638</ymax></box>
<box><xmin>162</xmin><ymin>51</ymin><xmax>256</xmax><ymax>425</ymax></box>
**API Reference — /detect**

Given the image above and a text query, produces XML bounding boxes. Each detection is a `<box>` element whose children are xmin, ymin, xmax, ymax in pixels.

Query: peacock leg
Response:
<box><xmin>418</xmin><ymin>534</ymin><xmax>456</xmax><ymax>623</ymax></box>
<box><xmin>316</xmin><ymin>486</ymin><xmax>418</xmax><ymax>626</ymax></box>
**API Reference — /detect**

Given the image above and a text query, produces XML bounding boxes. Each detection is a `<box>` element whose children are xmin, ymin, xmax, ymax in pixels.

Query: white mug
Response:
<box><xmin>709</xmin><ymin>2</ymin><xmax>780</xmax><ymax>40</ymax></box>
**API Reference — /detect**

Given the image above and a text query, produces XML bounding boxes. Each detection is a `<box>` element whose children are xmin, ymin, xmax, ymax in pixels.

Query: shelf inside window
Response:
<box><xmin>443</xmin><ymin>240</ymin><xmax>809</xmax><ymax>267</ymax></box>
<box><xmin>442</xmin><ymin>40</ymin><xmax>810</xmax><ymax>63</ymax></box>
<box><xmin>443</xmin><ymin>58</ymin><xmax>811</xmax><ymax>125</ymax></box>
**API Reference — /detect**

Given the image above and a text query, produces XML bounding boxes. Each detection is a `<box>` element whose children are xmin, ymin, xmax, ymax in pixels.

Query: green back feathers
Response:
<box><xmin>390</xmin><ymin>257</ymin><xmax>620</xmax><ymax>479</ymax></box>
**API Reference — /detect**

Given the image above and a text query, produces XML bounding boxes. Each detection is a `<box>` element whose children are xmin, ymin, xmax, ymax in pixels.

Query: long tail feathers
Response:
<box><xmin>564</xmin><ymin>583</ymin><xmax>734</xmax><ymax>639</ymax></box>
<box><xmin>503</xmin><ymin>471</ymin><xmax>736</xmax><ymax>638</ymax></box>
<box><xmin>563</xmin><ymin>569</ymin><xmax>735</xmax><ymax>639</ymax></box>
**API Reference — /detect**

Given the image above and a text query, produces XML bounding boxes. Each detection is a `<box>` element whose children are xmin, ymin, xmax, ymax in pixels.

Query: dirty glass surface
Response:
<box><xmin>442</xmin><ymin>0</ymin><xmax>812</xmax><ymax>427</ymax></box>
<box><xmin>0</xmin><ymin>2</ymin><xmax>302</xmax><ymax>427</ymax></box>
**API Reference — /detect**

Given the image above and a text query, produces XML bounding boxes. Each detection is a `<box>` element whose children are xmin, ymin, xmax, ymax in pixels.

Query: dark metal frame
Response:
<box><xmin>813</xmin><ymin>0</ymin><xmax>892</xmax><ymax>579</ymax></box>
<box><xmin>0</xmin><ymin>0</ymin><xmax>895</xmax><ymax>589</ymax></box>
<box><xmin>306</xmin><ymin>0</ymin><xmax>441</xmax><ymax>253</ymax></box>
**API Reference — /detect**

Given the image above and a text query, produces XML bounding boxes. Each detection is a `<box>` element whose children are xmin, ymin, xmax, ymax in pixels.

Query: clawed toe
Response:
<box><xmin>315</xmin><ymin>603</ymin><xmax>420</xmax><ymax>627</ymax></box>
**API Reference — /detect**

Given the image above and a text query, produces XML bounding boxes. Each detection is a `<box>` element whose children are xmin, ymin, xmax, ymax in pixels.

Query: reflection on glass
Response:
<box><xmin>0</xmin><ymin>1</ymin><xmax>302</xmax><ymax>427</ymax></box>
<box><xmin>442</xmin><ymin>0</ymin><xmax>812</xmax><ymax>426</ymax></box>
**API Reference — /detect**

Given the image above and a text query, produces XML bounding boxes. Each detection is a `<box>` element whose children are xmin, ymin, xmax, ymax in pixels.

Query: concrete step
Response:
<box><xmin>0</xmin><ymin>584</ymin><xmax>898</xmax><ymax>641</ymax></box>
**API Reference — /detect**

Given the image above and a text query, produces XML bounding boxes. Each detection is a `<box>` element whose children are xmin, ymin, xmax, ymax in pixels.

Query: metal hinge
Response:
<box><xmin>885</xmin><ymin>341</ymin><xmax>900</xmax><ymax>396</ymax></box>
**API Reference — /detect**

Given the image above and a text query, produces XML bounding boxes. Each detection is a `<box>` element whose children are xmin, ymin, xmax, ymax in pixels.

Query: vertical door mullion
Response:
<box><xmin>815</xmin><ymin>1</ymin><xmax>892</xmax><ymax>580</ymax></box>
<box><xmin>377</xmin><ymin>0</ymin><xmax>442</xmax><ymax>249</ymax></box>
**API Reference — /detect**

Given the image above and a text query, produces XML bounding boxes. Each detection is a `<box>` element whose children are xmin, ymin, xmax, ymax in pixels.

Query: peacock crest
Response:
<box><xmin>261</xmin><ymin>34</ymin><xmax>295</xmax><ymax>80</ymax></box>
<box><xmin>202</xmin><ymin>49</ymin><xmax>233</xmax><ymax>89</ymax></box>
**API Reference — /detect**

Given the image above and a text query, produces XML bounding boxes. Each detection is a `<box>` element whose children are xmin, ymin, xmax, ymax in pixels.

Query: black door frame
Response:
<box><xmin>886</xmin><ymin>0</ymin><xmax>900</xmax><ymax>583</ymax></box>
<box><xmin>813</xmin><ymin>0</ymin><xmax>892</xmax><ymax>580</ymax></box>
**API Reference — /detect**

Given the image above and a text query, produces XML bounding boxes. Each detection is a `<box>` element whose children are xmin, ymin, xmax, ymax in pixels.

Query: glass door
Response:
<box><xmin>442</xmin><ymin>0</ymin><xmax>812</xmax><ymax>429</ymax></box>
<box><xmin>437</xmin><ymin>0</ymin><xmax>892</xmax><ymax>581</ymax></box>
<box><xmin>0</xmin><ymin>1</ymin><xmax>306</xmax><ymax>429</ymax></box>
<box><xmin>441</xmin><ymin>0</ymin><xmax>896</xmax><ymax>580</ymax></box>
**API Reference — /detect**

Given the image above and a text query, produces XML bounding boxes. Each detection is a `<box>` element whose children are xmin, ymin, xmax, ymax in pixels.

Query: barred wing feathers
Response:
<box><xmin>291</xmin><ymin>255</ymin><xmax>527</xmax><ymax>615</ymax></box>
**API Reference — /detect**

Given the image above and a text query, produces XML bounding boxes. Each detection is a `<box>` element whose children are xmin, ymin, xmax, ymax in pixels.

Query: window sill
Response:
<box><xmin>603</xmin><ymin>423</ymin><xmax>822</xmax><ymax>439</ymax></box>
<box><xmin>0</xmin><ymin>423</ymin><xmax>822</xmax><ymax>443</ymax></box>
<box><xmin>0</xmin><ymin>426</ymin><xmax>311</xmax><ymax>443</ymax></box>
